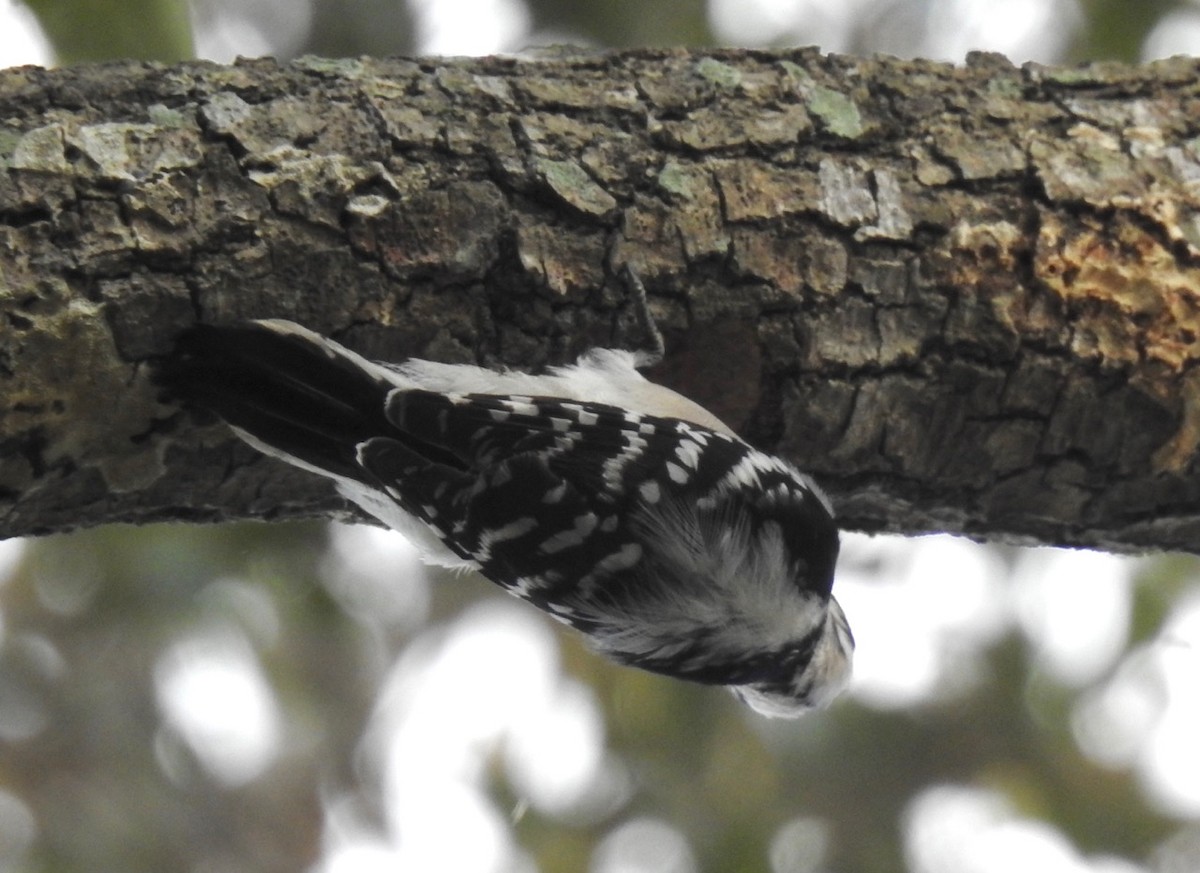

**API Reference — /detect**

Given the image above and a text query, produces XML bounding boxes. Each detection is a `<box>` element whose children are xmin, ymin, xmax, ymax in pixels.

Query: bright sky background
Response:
<box><xmin>3</xmin><ymin>1</ymin><xmax>1200</xmax><ymax>872</ymax></box>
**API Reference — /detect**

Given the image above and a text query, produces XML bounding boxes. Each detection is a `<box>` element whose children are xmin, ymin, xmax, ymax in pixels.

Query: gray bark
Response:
<box><xmin>4</xmin><ymin>49</ymin><xmax>1200</xmax><ymax>552</ymax></box>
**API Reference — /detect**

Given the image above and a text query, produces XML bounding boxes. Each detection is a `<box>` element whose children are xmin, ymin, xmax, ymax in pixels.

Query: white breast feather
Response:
<box><xmin>580</xmin><ymin>495</ymin><xmax>826</xmax><ymax>664</ymax></box>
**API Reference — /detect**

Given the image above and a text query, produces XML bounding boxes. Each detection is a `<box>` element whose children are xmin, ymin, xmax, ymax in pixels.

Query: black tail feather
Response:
<box><xmin>158</xmin><ymin>323</ymin><xmax>393</xmax><ymax>483</ymax></box>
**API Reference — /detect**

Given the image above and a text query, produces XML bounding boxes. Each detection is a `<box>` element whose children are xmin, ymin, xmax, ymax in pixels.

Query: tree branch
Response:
<box><xmin>4</xmin><ymin>49</ymin><xmax>1200</xmax><ymax>552</ymax></box>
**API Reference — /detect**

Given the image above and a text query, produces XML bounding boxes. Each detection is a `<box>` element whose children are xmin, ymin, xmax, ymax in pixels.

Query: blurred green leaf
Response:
<box><xmin>24</xmin><ymin>0</ymin><xmax>193</xmax><ymax>64</ymax></box>
<box><xmin>1074</xmin><ymin>0</ymin><xmax>1176</xmax><ymax>61</ymax></box>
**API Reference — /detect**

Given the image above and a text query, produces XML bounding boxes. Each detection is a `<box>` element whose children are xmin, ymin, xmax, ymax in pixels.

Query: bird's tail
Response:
<box><xmin>158</xmin><ymin>320</ymin><xmax>395</xmax><ymax>482</ymax></box>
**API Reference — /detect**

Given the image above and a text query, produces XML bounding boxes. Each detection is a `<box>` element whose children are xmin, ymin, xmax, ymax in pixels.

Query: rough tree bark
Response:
<box><xmin>3</xmin><ymin>48</ymin><xmax>1200</xmax><ymax>552</ymax></box>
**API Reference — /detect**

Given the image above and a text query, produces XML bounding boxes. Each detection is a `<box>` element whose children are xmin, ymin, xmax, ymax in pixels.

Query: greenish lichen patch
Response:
<box><xmin>11</xmin><ymin>124</ymin><xmax>69</xmax><ymax>172</ymax></box>
<box><xmin>535</xmin><ymin>157</ymin><xmax>618</xmax><ymax>219</ymax></box>
<box><xmin>696</xmin><ymin>57</ymin><xmax>741</xmax><ymax>88</ymax></box>
<box><xmin>146</xmin><ymin>103</ymin><xmax>189</xmax><ymax>128</ymax></box>
<box><xmin>656</xmin><ymin>160</ymin><xmax>705</xmax><ymax>200</ymax></box>
<box><xmin>807</xmin><ymin>85</ymin><xmax>864</xmax><ymax>139</ymax></box>
<box><xmin>780</xmin><ymin>61</ymin><xmax>865</xmax><ymax>138</ymax></box>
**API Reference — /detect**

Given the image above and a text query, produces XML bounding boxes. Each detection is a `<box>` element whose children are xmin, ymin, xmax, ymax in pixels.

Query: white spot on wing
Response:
<box><xmin>595</xmin><ymin>542</ymin><xmax>641</xmax><ymax>574</ymax></box>
<box><xmin>720</xmin><ymin>453</ymin><xmax>765</xmax><ymax>490</ymax></box>
<box><xmin>475</xmin><ymin>516</ymin><xmax>538</xmax><ymax>561</ymax></box>
<box><xmin>640</xmin><ymin>480</ymin><xmax>661</xmax><ymax>503</ymax></box>
<box><xmin>602</xmin><ymin>436</ymin><xmax>647</xmax><ymax>488</ymax></box>
<box><xmin>482</xmin><ymin>517</ymin><xmax>537</xmax><ymax>543</ymax></box>
<box><xmin>505</xmin><ymin>400</ymin><xmax>539</xmax><ymax>417</ymax></box>
<box><xmin>577</xmin><ymin>543</ymin><xmax>642</xmax><ymax>590</ymax></box>
<box><xmin>538</xmin><ymin>513</ymin><xmax>599</xmax><ymax>554</ymax></box>
<box><xmin>675</xmin><ymin>439</ymin><xmax>702</xmax><ymax>469</ymax></box>
<box><xmin>509</xmin><ymin>576</ymin><xmax>543</xmax><ymax>598</ymax></box>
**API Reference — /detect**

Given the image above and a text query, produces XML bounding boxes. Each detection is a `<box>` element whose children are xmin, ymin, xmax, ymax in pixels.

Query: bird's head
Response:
<box><xmin>731</xmin><ymin>596</ymin><xmax>854</xmax><ymax>718</ymax></box>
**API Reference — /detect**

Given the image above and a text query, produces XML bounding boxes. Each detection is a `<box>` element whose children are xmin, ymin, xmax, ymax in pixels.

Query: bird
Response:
<box><xmin>159</xmin><ymin>317</ymin><xmax>852</xmax><ymax>717</ymax></box>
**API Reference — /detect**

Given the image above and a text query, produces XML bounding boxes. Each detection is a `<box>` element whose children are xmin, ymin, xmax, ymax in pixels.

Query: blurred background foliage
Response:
<box><xmin>4</xmin><ymin>1</ymin><xmax>1200</xmax><ymax>871</ymax></box>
